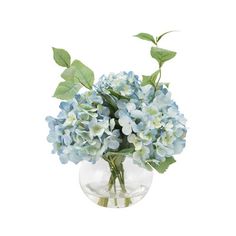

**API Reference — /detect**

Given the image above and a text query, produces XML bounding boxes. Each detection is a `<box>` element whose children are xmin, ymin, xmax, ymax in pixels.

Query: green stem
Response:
<box><xmin>110</xmin><ymin>159</ymin><xmax>132</xmax><ymax>207</ymax></box>
<box><xmin>150</xmin><ymin>68</ymin><xmax>162</xmax><ymax>103</ymax></box>
<box><xmin>156</xmin><ymin>69</ymin><xmax>162</xmax><ymax>86</ymax></box>
<box><xmin>119</xmin><ymin>163</ymin><xmax>132</xmax><ymax>207</ymax></box>
<box><xmin>98</xmin><ymin>197</ymin><xmax>108</xmax><ymax>207</ymax></box>
<box><xmin>98</xmin><ymin>156</ymin><xmax>132</xmax><ymax>207</ymax></box>
<box><xmin>113</xmin><ymin>180</ymin><xmax>118</xmax><ymax>206</ymax></box>
<box><xmin>108</xmin><ymin>162</ymin><xmax>118</xmax><ymax>206</ymax></box>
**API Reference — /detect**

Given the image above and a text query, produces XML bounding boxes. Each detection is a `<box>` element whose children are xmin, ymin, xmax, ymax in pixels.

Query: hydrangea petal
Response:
<box><xmin>122</xmin><ymin>126</ymin><xmax>132</xmax><ymax>135</ymax></box>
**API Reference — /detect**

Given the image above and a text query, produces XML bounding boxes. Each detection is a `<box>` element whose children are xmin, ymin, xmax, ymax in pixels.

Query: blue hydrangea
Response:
<box><xmin>46</xmin><ymin>71</ymin><xmax>187</xmax><ymax>168</ymax></box>
<box><xmin>46</xmin><ymin>91</ymin><xmax>121</xmax><ymax>164</ymax></box>
<box><xmin>95</xmin><ymin>71</ymin><xmax>141</xmax><ymax>100</ymax></box>
<box><xmin>95</xmin><ymin>72</ymin><xmax>187</xmax><ymax>168</ymax></box>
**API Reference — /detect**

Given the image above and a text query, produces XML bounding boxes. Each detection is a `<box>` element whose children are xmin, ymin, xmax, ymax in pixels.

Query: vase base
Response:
<box><xmin>81</xmin><ymin>182</ymin><xmax>149</xmax><ymax>208</ymax></box>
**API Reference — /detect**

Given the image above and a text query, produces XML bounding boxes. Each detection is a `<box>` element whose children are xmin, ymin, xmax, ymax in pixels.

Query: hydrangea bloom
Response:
<box><xmin>46</xmin><ymin>91</ymin><xmax>121</xmax><ymax>164</ymax></box>
<box><xmin>46</xmin><ymin>72</ymin><xmax>187</xmax><ymax>169</ymax></box>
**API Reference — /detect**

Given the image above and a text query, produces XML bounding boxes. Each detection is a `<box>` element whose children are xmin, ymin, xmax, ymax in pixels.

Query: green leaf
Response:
<box><xmin>53</xmin><ymin>81</ymin><xmax>82</xmax><ymax>100</ymax></box>
<box><xmin>61</xmin><ymin>66</ymin><xmax>84</xmax><ymax>85</ymax></box>
<box><xmin>141</xmin><ymin>75</ymin><xmax>153</xmax><ymax>86</ymax></box>
<box><xmin>117</xmin><ymin>147</ymin><xmax>134</xmax><ymax>154</ymax></box>
<box><xmin>134</xmin><ymin>33</ymin><xmax>156</xmax><ymax>45</ymax></box>
<box><xmin>141</xmin><ymin>70</ymin><xmax>160</xmax><ymax>86</ymax></box>
<box><xmin>107</xmin><ymin>89</ymin><xmax>129</xmax><ymax>100</ymax></box>
<box><xmin>52</xmin><ymin>47</ymin><xmax>71</xmax><ymax>68</ymax></box>
<box><xmin>156</xmin><ymin>31</ymin><xmax>175</xmax><ymax>44</ymax></box>
<box><xmin>72</xmin><ymin>60</ymin><xmax>94</xmax><ymax>90</ymax></box>
<box><xmin>151</xmin><ymin>47</ymin><xmax>176</xmax><ymax>67</ymax></box>
<box><xmin>61</xmin><ymin>67</ymin><xmax>77</xmax><ymax>81</ymax></box>
<box><xmin>147</xmin><ymin>157</ymin><xmax>176</xmax><ymax>173</ymax></box>
<box><xmin>144</xmin><ymin>163</ymin><xmax>153</xmax><ymax>171</ymax></box>
<box><xmin>99</xmin><ymin>93</ymin><xmax>117</xmax><ymax>111</ymax></box>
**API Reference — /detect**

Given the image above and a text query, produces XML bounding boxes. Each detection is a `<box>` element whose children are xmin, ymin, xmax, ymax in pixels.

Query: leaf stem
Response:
<box><xmin>156</xmin><ymin>69</ymin><xmax>162</xmax><ymax>87</ymax></box>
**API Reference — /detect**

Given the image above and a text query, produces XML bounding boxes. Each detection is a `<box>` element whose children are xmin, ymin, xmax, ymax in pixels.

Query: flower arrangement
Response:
<box><xmin>46</xmin><ymin>32</ymin><xmax>187</xmax><ymax>207</ymax></box>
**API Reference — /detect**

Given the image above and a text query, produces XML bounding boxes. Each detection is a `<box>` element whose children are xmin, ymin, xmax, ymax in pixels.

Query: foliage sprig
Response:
<box><xmin>134</xmin><ymin>31</ymin><xmax>176</xmax><ymax>88</ymax></box>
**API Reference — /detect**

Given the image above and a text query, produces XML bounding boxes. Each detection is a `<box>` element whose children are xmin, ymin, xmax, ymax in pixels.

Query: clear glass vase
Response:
<box><xmin>79</xmin><ymin>156</ymin><xmax>153</xmax><ymax>208</ymax></box>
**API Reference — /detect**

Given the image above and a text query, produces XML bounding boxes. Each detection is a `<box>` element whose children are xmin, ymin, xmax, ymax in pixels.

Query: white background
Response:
<box><xmin>0</xmin><ymin>0</ymin><xmax>235</xmax><ymax>235</ymax></box>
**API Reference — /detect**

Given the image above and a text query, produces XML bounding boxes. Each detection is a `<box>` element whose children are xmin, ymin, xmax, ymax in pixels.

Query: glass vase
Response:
<box><xmin>79</xmin><ymin>156</ymin><xmax>153</xmax><ymax>208</ymax></box>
